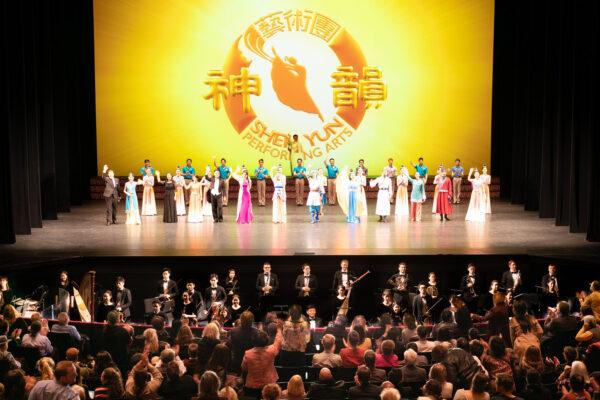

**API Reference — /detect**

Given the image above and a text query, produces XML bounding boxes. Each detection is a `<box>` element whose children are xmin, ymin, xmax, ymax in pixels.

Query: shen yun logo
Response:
<box><xmin>204</xmin><ymin>10</ymin><xmax>387</xmax><ymax>161</ymax></box>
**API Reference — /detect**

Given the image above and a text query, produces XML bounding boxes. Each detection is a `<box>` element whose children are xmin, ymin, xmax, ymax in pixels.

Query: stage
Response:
<box><xmin>1</xmin><ymin>199</ymin><xmax>599</xmax><ymax>263</ymax></box>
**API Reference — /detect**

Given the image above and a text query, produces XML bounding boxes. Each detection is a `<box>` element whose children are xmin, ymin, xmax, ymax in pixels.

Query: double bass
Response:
<box><xmin>337</xmin><ymin>270</ymin><xmax>370</xmax><ymax>316</ymax></box>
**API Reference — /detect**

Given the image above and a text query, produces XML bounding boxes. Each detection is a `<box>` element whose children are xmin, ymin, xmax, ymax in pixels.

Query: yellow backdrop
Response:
<box><xmin>94</xmin><ymin>0</ymin><xmax>494</xmax><ymax>176</ymax></box>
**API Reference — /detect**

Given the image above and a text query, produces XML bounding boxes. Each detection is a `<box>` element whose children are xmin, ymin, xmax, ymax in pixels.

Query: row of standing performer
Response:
<box><xmin>100</xmin><ymin>157</ymin><xmax>492</xmax><ymax>225</ymax></box>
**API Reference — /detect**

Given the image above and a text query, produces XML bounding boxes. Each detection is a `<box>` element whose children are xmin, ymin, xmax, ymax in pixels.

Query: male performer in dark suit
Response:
<box><xmin>204</xmin><ymin>274</ymin><xmax>227</xmax><ymax>308</ymax></box>
<box><xmin>256</xmin><ymin>262</ymin><xmax>279</xmax><ymax>318</ymax></box>
<box><xmin>145</xmin><ymin>300</ymin><xmax>168</xmax><ymax>324</ymax></box>
<box><xmin>295</xmin><ymin>263</ymin><xmax>318</xmax><ymax>307</ymax></box>
<box><xmin>460</xmin><ymin>263</ymin><xmax>483</xmax><ymax>312</ymax></box>
<box><xmin>102</xmin><ymin>164</ymin><xmax>121</xmax><ymax>225</ymax></box>
<box><xmin>541</xmin><ymin>264</ymin><xmax>559</xmax><ymax>295</ymax></box>
<box><xmin>501</xmin><ymin>259</ymin><xmax>523</xmax><ymax>294</ymax></box>
<box><xmin>387</xmin><ymin>262</ymin><xmax>410</xmax><ymax>312</ymax></box>
<box><xmin>332</xmin><ymin>259</ymin><xmax>356</xmax><ymax>292</ymax></box>
<box><xmin>209</xmin><ymin>170</ymin><xmax>226</xmax><ymax>222</ymax></box>
<box><xmin>412</xmin><ymin>283</ymin><xmax>431</xmax><ymax>324</ymax></box>
<box><xmin>157</xmin><ymin>268</ymin><xmax>178</xmax><ymax>301</ymax></box>
<box><xmin>115</xmin><ymin>276</ymin><xmax>132</xmax><ymax>322</ymax></box>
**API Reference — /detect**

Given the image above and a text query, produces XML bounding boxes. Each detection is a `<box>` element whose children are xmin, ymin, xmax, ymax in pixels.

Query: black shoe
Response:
<box><xmin>214</xmin><ymin>219</ymin><xmax>218</xmax><ymax>223</ymax></box>
<box><xmin>112</xmin><ymin>221</ymin><xmax>118</xmax><ymax>225</ymax></box>
<box><xmin>106</xmin><ymin>221</ymin><xmax>111</xmax><ymax>226</ymax></box>
<box><xmin>440</xmin><ymin>215</ymin><xmax>443</xmax><ymax>221</ymax></box>
<box><xmin>445</xmin><ymin>216</ymin><xmax>450</xmax><ymax>221</ymax></box>
<box><xmin>218</xmin><ymin>218</ymin><xmax>223</xmax><ymax>222</ymax></box>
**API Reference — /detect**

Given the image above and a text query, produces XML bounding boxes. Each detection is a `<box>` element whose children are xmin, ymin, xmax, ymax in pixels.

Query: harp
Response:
<box><xmin>74</xmin><ymin>271</ymin><xmax>95</xmax><ymax>322</ymax></box>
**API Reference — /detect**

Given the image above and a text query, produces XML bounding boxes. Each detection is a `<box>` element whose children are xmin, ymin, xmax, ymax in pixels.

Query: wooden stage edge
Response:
<box><xmin>1</xmin><ymin>199</ymin><xmax>599</xmax><ymax>266</ymax></box>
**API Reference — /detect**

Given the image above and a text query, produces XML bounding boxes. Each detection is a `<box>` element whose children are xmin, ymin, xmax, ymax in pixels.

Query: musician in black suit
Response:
<box><xmin>184</xmin><ymin>279</ymin><xmax>204</xmax><ymax>309</ymax></box>
<box><xmin>156</xmin><ymin>268</ymin><xmax>178</xmax><ymax>301</ymax></box>
<box><xmin>208</xmin><ymin>170</ymin><xmax>226</xmax><ymax>222</ymax></box>
<box><xmin>145</xmin><ymin>300</ymin><xmax>168</xmax><ymax>324</ymax></box>
<box><xmin>295</xmin><ymin>264</ymin><xmax>318</xmax><ymax>307</ymax></box>
<box><xmin>204</xmin><ymin>274</ymin><xmax>227</xmax><ymax>308</ymax></box>
<box><xmin>501</xmin><ymin>259</ymin><xmax>523</xmax><ymax>294</ymax></box>
<box><xmin>460</xmin><ymin>263</ymin><xmax>482</xmax><ymax>312</ymax></box>
<box><xmin>256</xmin><ymin>262</ymin><xmax>278</xmax><ymax>318</ymax></box>
<box><xmin>387</xmin><ymin>262</ymin><xmax>410</xmax><ymax>312</ymax></box>
<box><xmin>306</xmin><ymin>304</ymin><xmax>324</xmax><ymax>328</ymax></box>
<box><xmin>102</xmin><ymin>164</ymin><xmax>121</xmax><ymax>225</ymax></box>
<box><xmin>332</xmin><ymin>259</ymin><xmax>356</xmax><ymax>292</ymax></box>
<box><xmin>541</xmin><ymin>264</ymin><xmax>559</xmax><ymax>296</ymax></box>
<box><xmin>115</xmin><ymin>276</ymin><xmax>132</xmax><ymax>322</ymax></box>
<box><xmin>412</xmin><ymin>283</ymin><xmax>432</xmax><ymax>324</ymax></box>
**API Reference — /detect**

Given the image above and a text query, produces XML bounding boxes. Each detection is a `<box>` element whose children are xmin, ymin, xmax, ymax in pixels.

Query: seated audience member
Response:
<box><xmin>522</xmin><ymin>370</ymin><xmax>553</xmax><ymax>400</ymax></box>
<box><xmin>3</xmin><ymin>369</ymin><xmax>28</xmax><ymax>400</ymax></box>
<box><xmin>453</xmin><ymin>372</ymin><xmax>490</xmax><ymax>400</ymax></box>
<box><xmin>155</xmin><ymin>348</ymin><xmax>186</xmax><ymax>376</ymax></box>
<box><xmin>416</xmin><ymin>325</ymin><xmax>436</xmax><ymax>352</ymax></box>
<box><xmin>582</xmin><ymin>280</ymin><xmax>600</xmax><ymax>321</ymax></box>
<box><xmin>560</xmin><ymin>374</ymin><xmax>591</xmax><ymax>400</ymax></box>
<box><xmin>151</xmin><ymin>315</ymin><xmax>171</xmax><ymax>344</ymax></box>
<box><xmin>544</xmin><ymin>301</ymin><xmax>579</xmax><ymax>337</ymax></box>
<box><xmin>3</xmin><ymin>304</ymin><xmax>28</xmax><ymax>338</ymax></box>
<box><xmin>362</xmin><ymin>350</ymin><xmax>387</xmax><ymax>384</ymax></box>
<box><xmin>261</xmin><ymin>383</ymin><xmax>282</xmax><ymax>400</ymax></box>
<box><xmin>241</xmin><ymin>325</ymin><xmax>283</xmax><ymax>398</ymax></box>
<box><xmin>401</xmin><ymin>314</ymin><xmax>419</xmax><ymax>344</ymax></box>
<box><xmin>196</xmin><ymin>370</ymin><xmax>223</xmax><ymax>400</ymax></box>
<box><xmin>491</xmin><ymin>373</ymin><xmax>523</xmax><ymax>400</ymax></box>
<box><xmin>21</xmin><ymin>320</ymin><xmax>53</xmax><ymax>356</ymax></box>
<box><xmin>400</xmin><ymin>349</ymin><xmax>427</xmax><ymax>383</ymax></box>
<box><xmin>157</xmin><ymin>360</ymin><xmax>196</xmax><ymax>400</ymax></box>
<box><xmin>281</xmin><ymin>374</ymin><xmax>305</xmax><ymax>400</ymax></box>
<box><xmin>432</xmin><ymin>309</ymin><xmax>458</xmax><ymax>340</ymax></box>
<box><xmin>28</xmin><ymin>361</ymin><xmax>79</xmax><ymax>400</ymax></box>
<box><xmin>0</xmin><ymin>334</ymin><xmax>21</xmax><ymax>369</ymax></box>
<box><xmin>429</xmin><ymin>363</ymin><xmax>453</xmax><ymax>400</ymax></box>
<box><xmin>183</xmin><ymin>342</ymin><xmax>199</xmax><ymax>372</ymax></box>
<box><xmin>406</xmin><ymin>342</ymin><xmax>429</xmax><ymax>366</ymax></box>
<box><xmin>340</xmin><ymin>330</ymin><xmax>366</xmax><ymax>367</ymax></box>
<box><xmin>312</xmin><ymin>334</ymin><xmax>343</xmax><ymax>368</ymax></box>
<box><xmin>380</xmin><ymin>387</ymin><xmax>401</xmax><ymax>400</ymax></box>
<box><xmin>125</xmin><ymin>352</ymin><xmax>164</xmax><ymax>398</ymax></box>
<box><xmin>176</xmin><ymin>323</ymin><xmax>194</xmax><ymax>347</ymax></box>
<box><xmin>348</xmin><ymin>365</ymin><xmax>381</xmax><ymax>399</ymax></box>
<box><xmin>575</xmin><ymin>315</ymin><xmax>600</xmax><ymax>347</ymax></box>
<box><xmin>307</xmin><ymin>367</ymin><xmax>346</xmax><ymax>400</ymax></box>
<box><xmin>389</xmin><ymin>349</ymin><xmax>427</xmax><ymax>387</ymax></box>
<box><xmin>509</xmin><ymin>300</ymin><xmax>543</xmax><ymax>359</ymax></box>
<box><xmin>93</xmin><ymin>366</ymin><xmax>125</xmax><ymax>399</ymax></box>
<box><xmin>418</xmin><ymin>379</ymin><xmax>443</xmax><ymax>400</ymax></box>
<box><xmin>375</xmin><ymin>339</ymin><xmax>401</xmax><ymax>367</ymax></box>
<box><xmin>50</xmin><ymin>312</ymin><xmax>82</xmax><ymax>342</ymax></box>
<box><xmin>324</xmin><ymin>315</ymin><xmax>348</xmax><ymax>354</ymax></box>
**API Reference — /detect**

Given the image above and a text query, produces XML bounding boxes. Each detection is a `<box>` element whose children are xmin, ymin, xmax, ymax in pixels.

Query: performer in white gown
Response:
<box><xmin>173</xmin><ymin>168</ymin><xmax>186</xmax><ymax>216</ymax></box>
<box><xmin>141</xmin><ymin>168</ymin><xmax>157</xmax><ymax>216</ymax></box>
<box><xmin>394</xmin><ymin>166</ymin><xmax>409</xmax><ymax>216</ymax></box>
<box><xmin>465</xmin><ymin>168</ymin><xmax>486</xmax><ymax>222</ymax></box>
<box><xmin>356</xmin><ymin>167</ymin><xmax>368</xmax><ymax>218</ymax></box>
<box><xmin>480</xmin><ymin>165</ymin><xmax>492</xmax><ymax>214</ymax></box>
<box><xmin>370</xmin><ymin>169</ymin><xmax>393</xmax><ymax>222</ymax></box>
<box><xmin>184</xmin><ymin>175</ymin><xmax>204</xmax><ymax>223</ymax></box>
<box><xmin>271</xmin><ymin>165</ymin><xmax>287</xmax><ymax>223</ymax></box>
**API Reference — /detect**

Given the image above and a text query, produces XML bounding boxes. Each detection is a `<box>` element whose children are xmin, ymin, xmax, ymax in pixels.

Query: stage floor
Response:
<box><xmin>2</xmin><ymin>199</ymin><xmax>599</xmax><ymax>262</ymax></box>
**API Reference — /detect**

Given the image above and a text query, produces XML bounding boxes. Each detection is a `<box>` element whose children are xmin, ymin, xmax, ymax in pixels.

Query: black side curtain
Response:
<box><xmin>0</xmin><ymin>0</ymin><xmax>97</xmax><ymax>244</ymax></box>
<box><xmin>491</xmin><ymin>1</ymin><xmax>600</xmax><ymax>241</ymax></box>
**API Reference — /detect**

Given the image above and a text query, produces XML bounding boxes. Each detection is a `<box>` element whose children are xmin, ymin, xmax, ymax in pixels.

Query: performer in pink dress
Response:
<box><xmin>435</xmin><ymin>169</ymin><xmax>453</xmax><ymax>221</ymax></box>
<box><xmin>232</xmin><ymin>167</ymin><xmax>254</xmax><ymax>224</ymax></box>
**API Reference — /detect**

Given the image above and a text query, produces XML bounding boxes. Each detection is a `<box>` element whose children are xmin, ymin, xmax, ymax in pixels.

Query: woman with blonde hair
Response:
<box><xmin>36</xmin><ymin>357</ymin><xmax>55</xmax><ymax>381</ymax></box>
<box><xmin>281</xmin><ymin>374</ymin><xmax>305</xmax><ymax>400</ymax></box>
<box><xmin>142</xmin><ymin>328</ymin><xmax>159</xmax><ymax>355</ymax></box>
<box><xmin>197</xmin><ymin>322</ymin><xmax>221</xmax><ymax>371</ymax></box>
